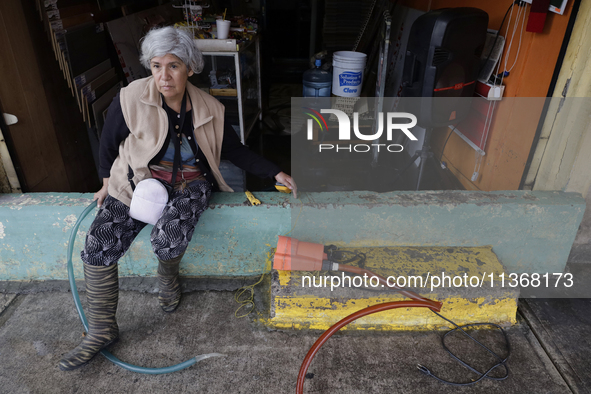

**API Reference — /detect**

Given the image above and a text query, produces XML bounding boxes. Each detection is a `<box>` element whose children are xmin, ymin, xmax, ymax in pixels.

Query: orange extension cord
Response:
<box><xmin>296</xmin><ymin>300</ymin><xmax>442</xmax><ymax>394</ymax></box>
<box><xmin>296</xmin><ymin>264</ymin><xmax>443</xmax><ymax>394</ymax></box>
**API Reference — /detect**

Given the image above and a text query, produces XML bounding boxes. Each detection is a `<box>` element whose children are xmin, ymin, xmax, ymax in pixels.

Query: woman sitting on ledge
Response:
<box><xmin>59</xmin><ymin>26</ymin><xmax>296</xmax><ymax>371</ymax></box>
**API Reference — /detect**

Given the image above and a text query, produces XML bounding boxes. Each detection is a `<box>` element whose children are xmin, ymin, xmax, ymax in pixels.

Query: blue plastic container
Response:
<box><xmin>303</xmin><ymin>59</ymin><xmax>332</xmax><ymax>97</ymax></box>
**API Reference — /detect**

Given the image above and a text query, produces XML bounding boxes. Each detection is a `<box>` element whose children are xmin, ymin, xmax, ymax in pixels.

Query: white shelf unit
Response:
<box><xmin>195</xmin><ymin>36</ymin><xmax>262</xmax><ymax>144</ymax></box>
<box><xmin>191</xmin><ymin>36</ymin><xmax>262</xmax><ymax>191</ymax></box>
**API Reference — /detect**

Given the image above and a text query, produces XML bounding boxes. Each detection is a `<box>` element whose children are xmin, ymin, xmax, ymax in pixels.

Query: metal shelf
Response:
<box><xmin>189</xmin><ymin>36</ymin><xmax>262</xmax><ymax>191</ymax></box>
<box><xmin>195</xmin><ymin>36</ymin><xmax>262</xmax><ymax>144</ymax></box>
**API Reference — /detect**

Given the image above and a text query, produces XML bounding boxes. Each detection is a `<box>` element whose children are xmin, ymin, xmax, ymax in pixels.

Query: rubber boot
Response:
<box><xmin>157</xmin><ymin>253</ymin><xmax>184</xmax><ymax>313</ymax></box>
<box><xmin>59</xmin><ymin>263</ymin><xmax>119</xmax><ymax>371</ymax></box>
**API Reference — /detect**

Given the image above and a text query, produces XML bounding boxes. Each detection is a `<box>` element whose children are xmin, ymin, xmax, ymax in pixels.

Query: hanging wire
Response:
<box><xmin>473</xmin><ymin>1</ymin><xmax>529</xmax><ymax>179</ymax></box>
<box><xmin>234</xmin><ymin>269</ymin><xmax>267</xmax><ymax>318</ymax></box>
<box><xmin>474</xmin><ymin>0</ymin><xmax>528</xmax><ymax>177</ymax></box>
<box><xmin>234</xmin><ymin>195</ymin><xmax>304</xmax><ymax>318</ymax></box>
<box><xmin>503</xmin><ymin>1</ymin><xmax>528</xmax><ymax>74</ymax></box>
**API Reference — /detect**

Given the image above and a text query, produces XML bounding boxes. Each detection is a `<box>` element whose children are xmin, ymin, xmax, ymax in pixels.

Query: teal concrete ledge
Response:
<box><xmin>0</xmin><ymin>190</ymin><xmax>585</xmax><ymax>281</ymax></box>
<box><xmin>291</xmin><ymin>190</ymin><xmax>585</xmax><ymax>274</ymax></box>
<box><xmin>0</xmin><ymin>193</ymin><xmax>291</xmax><ymax>281</ymax></box>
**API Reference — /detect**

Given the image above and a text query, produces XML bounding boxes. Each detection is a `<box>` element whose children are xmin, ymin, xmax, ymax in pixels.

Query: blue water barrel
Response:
<box><xmin>303</xmin><ymin>59</ymin><xmax>332</xmax><ymax>97</ymax></box>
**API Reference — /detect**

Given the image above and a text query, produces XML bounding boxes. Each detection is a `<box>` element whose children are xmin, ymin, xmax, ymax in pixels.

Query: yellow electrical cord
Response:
<box><xmin>234</xmin><ymin>194</ymin><xmax>303</xmax><ymax>318</ymax></box>
<box><xmin>233</xmin><ymin>252</ymin><xmax>271</xmax><ymax>318</ymax></box>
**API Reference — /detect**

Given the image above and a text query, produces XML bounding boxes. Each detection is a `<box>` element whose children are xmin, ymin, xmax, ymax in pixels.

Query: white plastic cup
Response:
<box><xmin>216</xmin><ymin>20</ymin><xmax>231</xmax><ymax>39</ymax></box>
<box><xmin>332</xmin><ymin>51</ymin><xmax>367</xmax><ymax>97</ymax></box>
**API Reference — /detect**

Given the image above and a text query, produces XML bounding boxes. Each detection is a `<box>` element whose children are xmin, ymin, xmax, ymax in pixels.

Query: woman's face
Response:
<box><xmin>150</xmin><ymin>53</ymin><xmax>194</xmax><ymax>103</ymax></box>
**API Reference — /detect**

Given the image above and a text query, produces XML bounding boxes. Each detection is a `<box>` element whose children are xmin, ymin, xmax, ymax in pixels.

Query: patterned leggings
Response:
<box><xmin>81</xmin><ymin>180</ymin><xmax>212</xmax><ymax>266</ymax></box>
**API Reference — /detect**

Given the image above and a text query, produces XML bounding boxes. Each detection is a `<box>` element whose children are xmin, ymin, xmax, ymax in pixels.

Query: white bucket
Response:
<box><xmin>331</xmin><ymin>51</ymin><xmax>367</xmax><ymax>97</ymax></box>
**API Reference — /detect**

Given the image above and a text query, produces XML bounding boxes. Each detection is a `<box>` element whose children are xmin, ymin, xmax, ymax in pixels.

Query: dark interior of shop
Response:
<box><xmin>0</xmin><ymin>0</ymin><xmax>578</xmax><ymax>194</ymax></box>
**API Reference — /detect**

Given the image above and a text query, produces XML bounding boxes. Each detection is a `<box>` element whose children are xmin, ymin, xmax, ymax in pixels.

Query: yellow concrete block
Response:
<box><xmin>266</xmin><ymin>246</ymin><xmax>518</xmax><ymax>331</ymax></box>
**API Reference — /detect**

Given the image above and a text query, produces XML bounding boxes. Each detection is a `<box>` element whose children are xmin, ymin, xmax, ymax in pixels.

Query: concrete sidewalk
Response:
<box><xmin>0</xmin><ymin>284</ymin><xmax>582</xmax><ymax>394</ymax></box>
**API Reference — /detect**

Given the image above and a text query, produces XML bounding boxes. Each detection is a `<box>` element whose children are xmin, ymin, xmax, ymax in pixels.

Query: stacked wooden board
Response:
<box><xmin>36</xmin><ymin>1</ymin><xmax>186</xmax><ymax>138</ymax></box>
<box><xmin>36</xmin><ymin>0</ymin><xmax>121</xmax><ymax>137</ymax></box>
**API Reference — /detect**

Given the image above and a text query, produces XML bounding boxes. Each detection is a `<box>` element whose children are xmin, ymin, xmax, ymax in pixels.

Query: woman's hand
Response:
<box><xmin>275</xmin><ymin>172</ymin><xmax>297</xmax><ymax>199</ymax></box>
<box><xmin>94</xmin><ymin>178</ymin><xmax>110</xmax><ymax>208</ymax></box>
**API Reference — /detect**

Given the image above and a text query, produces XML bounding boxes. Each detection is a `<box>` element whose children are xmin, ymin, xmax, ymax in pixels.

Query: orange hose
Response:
<box><xmin>296</xmin><ymin>300</ymin><xmax>441</xmax><ymax>394</ymax></box>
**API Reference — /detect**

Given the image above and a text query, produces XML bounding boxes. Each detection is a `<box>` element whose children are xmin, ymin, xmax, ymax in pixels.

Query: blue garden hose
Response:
<box><xmin>66</xmin><ymin>200</ymin><xmax>224</xmax><ymax>374</ymax></box>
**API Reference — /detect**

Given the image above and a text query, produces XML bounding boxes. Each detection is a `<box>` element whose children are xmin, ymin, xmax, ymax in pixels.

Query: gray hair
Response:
<box><xmin>139</xmin><ymin>26</ymin><xmax>204</xmax><ymax>74</ymax></box>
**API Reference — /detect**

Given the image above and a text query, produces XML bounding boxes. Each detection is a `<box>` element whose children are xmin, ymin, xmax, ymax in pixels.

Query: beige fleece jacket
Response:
<box><xmin>108</xmin><ymin>76</ymin><xmax>233</xmax><ymax>206</ymax></box>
